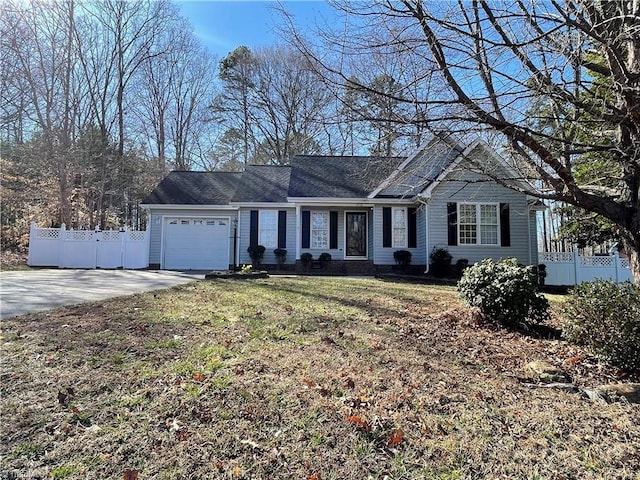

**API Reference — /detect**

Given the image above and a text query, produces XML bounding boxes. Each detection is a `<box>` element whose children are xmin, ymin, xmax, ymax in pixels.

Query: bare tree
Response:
<box><xmin>213</xmin><ymin>45</ymin><xmax>332</xmax><ymax>166</ymax></box>
<box><xmin>288</xmin><ymin>0</ymin><xmax>640</xmax><ymax>281</ymax></box>
<box><xmin>133</xmin><ymin>15</ymin><xmax>216</xmax><ymax>172</ymax></box>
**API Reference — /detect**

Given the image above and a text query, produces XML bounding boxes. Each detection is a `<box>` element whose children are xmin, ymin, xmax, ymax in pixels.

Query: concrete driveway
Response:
<box><xmin>0</xmin><ymin>269</ymin><xmax>203</xmax><ymax>320</ymax></box>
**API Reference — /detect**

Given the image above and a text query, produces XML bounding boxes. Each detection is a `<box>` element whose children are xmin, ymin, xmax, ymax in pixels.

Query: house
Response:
<box><xmin>141</xmin><ymin>135</ymin><xmax>542</xmax><ymax>273</ymax></box>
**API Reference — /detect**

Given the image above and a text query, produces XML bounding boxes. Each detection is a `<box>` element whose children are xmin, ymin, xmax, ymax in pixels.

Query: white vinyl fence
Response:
<box><xmin>539</xmin><ymin>249</ymin><xmax>633</xmax><ymax>286</ymax></box>
<box><xmin>28</xmin><ymin>222</ymin><xmax>149</xmax><ymax>269</ymax></box>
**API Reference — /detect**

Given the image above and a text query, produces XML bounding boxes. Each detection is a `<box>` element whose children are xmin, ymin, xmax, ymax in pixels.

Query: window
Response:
<box><xmin>392</xmin><ymin>208</ymin><xmax>406</xmax><ymax>247</ymax></box>
<box><xmin>458</xmin><ymin>203</ymin><xmax>499</xmax><ymax>245</ymax></box>
<box><xmin>311</xmin><ymin>211</ymin><xmax>328</xmax><ymax>249</ymax></box>
<box><xmin>259</xmin><ymin>210</ymin><xmax>277</xmax><ymax>248</ymax></box>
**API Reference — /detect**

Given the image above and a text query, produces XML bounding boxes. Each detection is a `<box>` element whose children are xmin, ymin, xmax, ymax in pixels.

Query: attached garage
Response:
<box><xmin>163</xmin><ymin>217</ymin><xmax>230</xmax><ymax>270</ymax></box>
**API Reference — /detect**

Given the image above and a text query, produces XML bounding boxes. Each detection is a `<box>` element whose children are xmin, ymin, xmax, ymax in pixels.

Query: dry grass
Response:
<box><xmin>1</xmin><ymin>277</ymin><xmax>638</xmax><ymax>480</ymax></box>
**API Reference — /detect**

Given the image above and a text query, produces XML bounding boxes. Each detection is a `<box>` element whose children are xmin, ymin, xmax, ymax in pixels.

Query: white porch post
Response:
<box><xmin>295</xmin><ymin>204</ymin><xmax>301</xmax><ymax>260</ymax></box>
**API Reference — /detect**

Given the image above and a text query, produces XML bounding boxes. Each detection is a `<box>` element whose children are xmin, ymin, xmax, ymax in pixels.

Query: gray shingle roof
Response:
<box><xmin>377</xmin><ymin>137</ymin><xmax>463</xmax><ymax>198</ymax></box>
<box><xmin>141</xmin><ymin>171</ymin><xmax>242</xmax><ymax>205</ymax></box>
<box><xmin>289</xmin><ymin>156</ymin><xmax>404</xmax><ymax>198</ymax></box>
<box><xmin>142</xmin><ymin>137</ymin><xmax>464</xmax><ymax>205</ymax></box>
<box><xmin>231</xmin><ymin>165</ymin><xmax>291</xmax><ymax>202</ymax></box>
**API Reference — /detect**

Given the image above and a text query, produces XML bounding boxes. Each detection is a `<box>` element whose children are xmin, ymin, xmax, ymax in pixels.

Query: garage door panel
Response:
<box><xmin>164</xmin><ymin>218</ymin><xmax>229</xmax><ymax>270</ymax></box>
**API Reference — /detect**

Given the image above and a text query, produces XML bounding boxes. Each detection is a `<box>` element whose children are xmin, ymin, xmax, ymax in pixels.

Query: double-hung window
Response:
<box><xmin>459</xmin><ymin>203</ymin><xmax>499</xmax><ymax>245</ymax></box>
<box><xmin>392</xmin><ymin>208</ymin><xmax>407</xmax><ymax>247</ymax></box>
<box><xmin>311</xmin><ymin>211</ymin><xmax>329</xmax><ymax>249</ymax></box>
<box><xmin>259</xmin><ymin>210</ymin><xmax>277</xmax><ymax>248</ymax></box>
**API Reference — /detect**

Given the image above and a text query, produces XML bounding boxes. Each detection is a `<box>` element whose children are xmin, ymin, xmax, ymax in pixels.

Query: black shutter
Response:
<box><xmin>382</xmin><ymin>207</ymin><xmax>392</xmax><ymax>248</ymax></box>
<box><xmin>277</xmin><ymin>210</ymin><xmax>287</xmax><ymax>249</ymax></box>
<box><xmin>447</xmin><ymin>203</ymin><xmax>457</xmax><ymax>246</ymax></box>
<box><xmin>250</xmin><ymin>210</ymin><xmax>259</xmax><ymax>247</ymax></box>
<box><xmin>408</xmin><ymin>207</ymin><xmax>417</xmax><ymax>248</ymax></box>
<box><xmin>330</xmin><ymin>211</ymin><xmax>338</xmax><ymax>249</ymax></box>
<box><xmin>500</xmin><ymin>203</ymin><xmax>511</xmax><ymax>247</ymax></box>
<box><xmin>301</xmin><ymin>210</ymin><xmax>310</xmax><ymax>248</ymax></box>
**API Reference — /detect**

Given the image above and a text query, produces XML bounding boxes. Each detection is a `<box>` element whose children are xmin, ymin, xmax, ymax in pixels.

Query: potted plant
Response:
<box><xmin>455</xmin><ymin>258</ymin><xmax>469</xmax><ymax>277</ymax></box>
<box><xmin>300</xmin><ymin>252</ymin><xmax>313</xmax><ymax>272</ymax></box>
<box><xmin>429</xmin><ymin>247</ymin><xmax>452</xmax><ymax>278</ymax></box>
<box><xmin>393</xmin><ymin>250</ymin><xmax>412</xmax><ymax>268</ymax></box>
<box><xmin>273</xmin><ymin>248</ymin><xmax>287</xmax><ymax>270</ymax></box>
<box><xmin>247</xmin><ymin>244</ymin><xmax>266</xmax><ymax>269</ymax></box>
<box><xmin>318</xmin><ymin>252</ymin><xmax>332</xmax><ymax>268</ymax></box>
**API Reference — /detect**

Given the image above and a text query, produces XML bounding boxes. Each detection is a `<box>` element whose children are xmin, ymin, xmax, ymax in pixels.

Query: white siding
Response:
<box><xmin>148</xmin><ymin>208</ymin><xmax>237</xmax><ymax>268</ymax></box>
<box><xmin>372</xmin><ymin>205</ymin><xmax>426</xmax><ymax>266</ymax></box>
<box><xmin>428</xmin><ymin>170</ymin><xmax>533</xmax><ymax>265</ymax></box>
<box><xmin>238</xmin><ymin>208</ymin><xmax>296</xmax><ymax>265</ymax></box>
<box><xmin>298</xmin><ymin>207</ymin><xmax>347</xmax><ymax>260</ymax></box>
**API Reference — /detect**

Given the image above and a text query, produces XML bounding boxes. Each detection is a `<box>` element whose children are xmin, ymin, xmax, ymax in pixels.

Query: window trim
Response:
<box><xmin>258</xmin><ymin>210</ymin><xmax>278</xmax><ymax>248</ymax></box>
<box><xmin>310</xmin><ymin>210</ymin><xmax>329</xmax><ymax>249</ymax></box>
<box><xmin>457</xmin><ymin>202</ymin><xmax>500</xmax><ymax>246</ymax></box>
<box><xmin>392</xmin><ymin>207</ymin><xmax>407</xmax><ymax>248</ymax></box>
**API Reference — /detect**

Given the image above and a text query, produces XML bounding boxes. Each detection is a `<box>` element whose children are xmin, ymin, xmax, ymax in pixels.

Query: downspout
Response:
<box><xmin>295</xmin><ymin>204</ymin><xmax>301</xmax><ymax>260</ymax></box>
<box><xmin>527</xmin><ymin>204</ymin><xmax>532</xmax><ymax>266</ymax></box>
<box><xmin>418</xmin><ymin>195</ymin><xmax>430</xmax><ymax>273</ymax></box>
<box><xmin>236</xmin><ymin>210</ymin><xmax>241</xmax><ymax>268</ymax></box>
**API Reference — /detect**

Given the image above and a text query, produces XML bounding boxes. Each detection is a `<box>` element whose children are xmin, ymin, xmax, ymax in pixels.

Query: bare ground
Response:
<box><xmin>1</xmin><ymin>277</ymin><xmax>638</xmax><ymax>480</ymax></box>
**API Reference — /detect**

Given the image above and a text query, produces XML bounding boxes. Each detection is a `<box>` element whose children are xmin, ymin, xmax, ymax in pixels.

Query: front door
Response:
<box><xmin>345</xmin><ymin>212</ymin><xmax>367</xmax><ymax>258</ymax></box>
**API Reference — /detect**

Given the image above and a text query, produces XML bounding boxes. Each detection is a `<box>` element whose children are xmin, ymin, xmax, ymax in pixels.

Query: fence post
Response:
<box><xmin>27</xmin><ymin>222</ymin><xmax>36</xmax><ymax>266</ymax></box>
<box><xmin>614</xmin><ymin>252</ymin><xmax>621</xmax><ymax>284</ymax></box>
<box><xmin>121</xmin><ymin>227</ymin><xmax>127</xmax><ymax>269</ymax></box>
<box><xmin>58</xmin><ymin>223</ymin><xmax>66</xmax><ymax>268</ymax></box>
<box><xmin>573</xmin><ymin>245</ymin><xmax>580</xmax><ymax>285</ymax></box>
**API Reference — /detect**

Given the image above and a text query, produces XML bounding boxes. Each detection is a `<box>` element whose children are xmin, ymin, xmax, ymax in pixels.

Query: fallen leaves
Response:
<box><xmin>345</xmin><ymin>415</ymin><xmax>369</xmax><ymax>430</ymax></box>
<box><xmin>388</xmin><ymin>428</ymin><xmax>404</xmax><ymax>447</ymax></box>
<box><xmin>123</xmin><ymin>469</ymin><xmax>138</xmax><ymax>480</ymax></box>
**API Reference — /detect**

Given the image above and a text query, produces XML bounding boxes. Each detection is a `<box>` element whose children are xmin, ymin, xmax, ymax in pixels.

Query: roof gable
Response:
<box><xmin>374</xmin><ymin>136</ymin><xmax>462</xmax><ymax>198</ymax></box>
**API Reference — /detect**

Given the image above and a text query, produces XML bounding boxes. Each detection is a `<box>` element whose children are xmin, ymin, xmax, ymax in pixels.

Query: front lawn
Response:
<box><xmin>1</xmin><ymin>277</ymin><xmax>638</xmax><ymax>479</ymax></box>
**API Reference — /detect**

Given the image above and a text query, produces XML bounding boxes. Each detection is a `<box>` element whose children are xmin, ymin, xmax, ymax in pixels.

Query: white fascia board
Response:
<box><xmin>419</xmin><ymin>148</ymin><xmax>468</xmax><ymax>199</ymax></box>
<box><xmin>142</xmin><ymin>204</ymin><xmax>238</xmax><ymax>211</ymax></box>
<box><xmin>232</xmin><ymin>202</ymin><xmax>292</xmax><ymax>208</ymax></box>
<box><xmin>419</xmin><ymin>138</ymin><xmax>532</xmax><ymax>199</ymax></box>
<box><xmin>287</xmin><ymin>197</ymin><xmax>412</xmax><ymax>205</ymax></box>
<box><xmin>527</xmin><ymin>196</ymin><xmax>547</xmax><ymax>211</ymax></box>
<box><xmin>367</xmin><ymin>138</ymin><xmax>437</xmax><ymax>199</ymax></box>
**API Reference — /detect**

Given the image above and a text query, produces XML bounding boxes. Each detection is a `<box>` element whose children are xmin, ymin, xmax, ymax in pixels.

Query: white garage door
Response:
<box><xmin>164</xmin><ymin>218</ymin><xmax>230</xmax><ymax>270</ymax></box>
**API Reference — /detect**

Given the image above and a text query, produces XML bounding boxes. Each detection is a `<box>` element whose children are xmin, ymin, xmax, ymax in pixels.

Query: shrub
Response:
<box><xmin>429</xmin><ymin>247</ymin><xmax>452</xmax><ymax>277</ymax></box>
<box><xmin>273</xmin><ymin>248</ymin><xmax>287</xmax><ymax>268</ymax></box>
<box><xmin>455</xmin><ymin>258</ymin><xmax>469</xmax><ymax>278</ymax></box>
<box><xmin>458</xmin><ymin>258</ymin><xmax>549</xmax><ymax>329</ymax></box>
<box><xmin>319</xmin><ymin>252</ymin><xmax>332</xmax><ymax>263</ymax></box>
<box><xmin>562</xmin><ymin>280</ymin><xmax>640</xmax><ymax>372</ymax></box>
<box><xmin>393</xmin><ymin>250</ymin><xmax>412</xmax><ymax>267</ymax></box>
<box><xmin>247</xmin><ymin>245</ymin><xmax>265</xmax><ymax>268</ymax></box>
<box><xmin>300</xmin><ymin>252</ymin><xmax>313</xmax><ymax>268</ymax></box>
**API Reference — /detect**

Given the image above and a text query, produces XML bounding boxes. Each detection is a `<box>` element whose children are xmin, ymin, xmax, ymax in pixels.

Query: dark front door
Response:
<box><xmin>346</xmin><ymin>212</ymin><xmax>367</xmax><ymax>257</ymax></box>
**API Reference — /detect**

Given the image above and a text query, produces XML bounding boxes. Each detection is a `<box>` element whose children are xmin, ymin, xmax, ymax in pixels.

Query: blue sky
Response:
<box><xmin>177</xmin><ymin>1</ymin><xmax>336</xmax><ymax>59</ymax></box>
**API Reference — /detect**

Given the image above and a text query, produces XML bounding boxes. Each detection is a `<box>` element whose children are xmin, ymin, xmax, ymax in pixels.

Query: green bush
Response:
<box><xmin>458</xmin><ymin>258</ymin><xmax>549</xmax><ymax>328</ymax></box>
<box><xmin>273</xmin><ymin>248</ymin><xmax>287</xmax><ymax>268</ymax></box>
<box><xmin>247</xmin><ymin>245</ymin><xmax>265</xmax><ymax>268</ymax></box>
<box><xmin>319</xmin><ymin>252</ymin><xmax>332</xmax><ymax>263</ymax></box>
<box><xmin>393</xmin><ymin>250</ymin><xmax>412</xmax><ymax>267</ymax></box>
<box><xmin>562</xmin><ymin>280</ymin><xmax>640</xmax><ymax>372</ymax></box>
<box><xmin>429</xmin><ymin>247</ymin><xmax>452</xmax><ymax>277</ymax></box>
